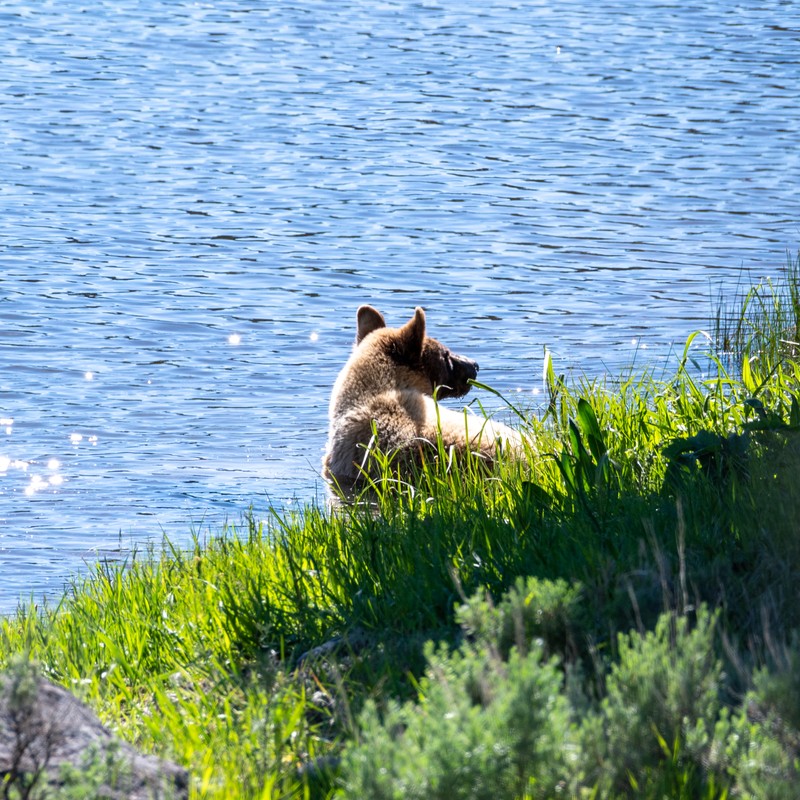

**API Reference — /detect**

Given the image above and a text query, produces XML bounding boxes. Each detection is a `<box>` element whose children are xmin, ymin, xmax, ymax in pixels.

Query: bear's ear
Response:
<box><xmin>356</xmin><ymin>305</ymin><xmax>386</xmax><ymax>343</ymax></box>
<box><xmin>397</xmin><ymin>307</ymin><xmax>426</xmax><ymax>359</ymax></box>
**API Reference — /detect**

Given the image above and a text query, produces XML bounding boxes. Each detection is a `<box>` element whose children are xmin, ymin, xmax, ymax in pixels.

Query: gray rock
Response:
<box><xmin>0</xmin><ymin>664</ymin><xmax>188</xmax><ymax>799</ymax></box>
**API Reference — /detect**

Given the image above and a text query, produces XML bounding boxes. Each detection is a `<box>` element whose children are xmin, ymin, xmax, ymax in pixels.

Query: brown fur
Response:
<box><xmin>322</xmin><ymin>305</ymin><xmax>522</xmax><ymax>495</ymax></box>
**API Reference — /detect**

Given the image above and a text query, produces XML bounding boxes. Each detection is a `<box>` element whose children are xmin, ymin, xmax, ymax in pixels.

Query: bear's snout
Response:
<box><xmin>459</xmin><ymin>356</ymin><xmax>479</xmax><ymax>381</ymax></box>
<box><xmin>436</xmin><ymin>353</ymin><xmax>478</xmax><ymax>399</ymax></box>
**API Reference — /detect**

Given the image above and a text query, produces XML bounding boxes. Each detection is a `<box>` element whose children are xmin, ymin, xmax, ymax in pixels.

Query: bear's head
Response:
<box><xmin>355</xmin><ymin>305</ymin><xmax>478</xmax><ymax>399</ymax></box>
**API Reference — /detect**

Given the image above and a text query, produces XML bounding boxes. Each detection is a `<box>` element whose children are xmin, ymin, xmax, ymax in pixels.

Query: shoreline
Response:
<box><xmin>3</xmin><ymin>260</ymin><xmax>800</xmax><ymax>797</ymax></box>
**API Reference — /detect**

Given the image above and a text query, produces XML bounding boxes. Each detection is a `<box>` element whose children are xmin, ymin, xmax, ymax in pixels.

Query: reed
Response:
<box><xmin>714</xmin><ymin>250</ymin><xmax>800</xmax><ymax>371</ymax></box>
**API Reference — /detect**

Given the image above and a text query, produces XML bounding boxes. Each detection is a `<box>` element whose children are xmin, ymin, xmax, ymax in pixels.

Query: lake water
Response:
<box><xmin>1</xmin><ymin>0</ymin><xmax>798</xmax><ymax>612</ymax></box>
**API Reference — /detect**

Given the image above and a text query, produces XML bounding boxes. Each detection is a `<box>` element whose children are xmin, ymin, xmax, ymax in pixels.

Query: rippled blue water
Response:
<box><xmin>1</xmin><ymin>0</ymin><xmax>798</xmax><ymax>611</ymax></box>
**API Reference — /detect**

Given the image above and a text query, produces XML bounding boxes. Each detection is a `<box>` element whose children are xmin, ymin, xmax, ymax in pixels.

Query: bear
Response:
<box><xmin>322</xmin><ymin>304</ymin><xmax>522</xmax><ymax>496</ymax></box>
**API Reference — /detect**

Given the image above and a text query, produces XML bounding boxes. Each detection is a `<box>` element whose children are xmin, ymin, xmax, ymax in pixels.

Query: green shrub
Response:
<box><xmin>340</xmin><ymin>597</ymin><xmax>747</xmax><ymax>799</ymax></box>
<box><xmin>717</xmin><ymin>635</ymin><xmax>800</xmax><ymax>799</ymax></box>
<box><xmin>339</xmin><ymin>640</ymin><xmax>574</xmax><ymax>800</ymax></box>
<box><xmin>710</xmin><ymin>704</ymin><xmax>800</xmax><ymax>800</ymax></box>
<box><xmin>455</xmin><ymin>575</ymin><xmax>584</xmax><ymax>662</ymax></box>
<box><xmin>584</xmin><ymin>608</ymin><xmax>724</xmax><ymax>795</ymax></box>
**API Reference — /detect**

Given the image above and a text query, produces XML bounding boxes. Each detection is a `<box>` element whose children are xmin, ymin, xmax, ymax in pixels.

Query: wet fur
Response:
<box><xmin>322</xmin><ymin>305</ymin><xmax>521</xmax><ymax>495</ymax></box>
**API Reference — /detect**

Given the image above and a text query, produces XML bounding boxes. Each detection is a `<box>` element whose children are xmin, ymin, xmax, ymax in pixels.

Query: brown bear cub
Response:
<box><xmin>322</xmin><ymin>305</ymin><xmax>522</xmax><ymax>496</ymax></box>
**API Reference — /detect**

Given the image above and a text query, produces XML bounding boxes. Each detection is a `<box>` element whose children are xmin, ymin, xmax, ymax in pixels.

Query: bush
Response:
<box><xmin>340</xmin><ymin>593</ymin><xmax>778</xmax><ymax>799</ymax></box>
<box><xmin>339</xmin><ymin>640</ymin><xmax>574</xmax><ymax>800</ymax></box>
<box><xmin>455</xmin><ymin>576</ymin><xmax>584</xmax><ymax>663</ymax></box>
<box><xmin>584</xmin><ymin>608</ymin><xmax>724</xmax><ymax>795</ymax></box>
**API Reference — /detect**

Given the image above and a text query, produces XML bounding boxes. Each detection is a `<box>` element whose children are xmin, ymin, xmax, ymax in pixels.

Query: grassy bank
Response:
<box><xmin>3</xmin><ymin>255</ymin><xmax>800</xmax><ymax>798</ymax></box>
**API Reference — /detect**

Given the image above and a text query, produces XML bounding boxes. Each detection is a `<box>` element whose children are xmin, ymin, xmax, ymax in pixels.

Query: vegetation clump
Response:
<box><xmin>2</xmin><ymin>254</ymin><xmax>800</xmax><ymax>798</ymax></box>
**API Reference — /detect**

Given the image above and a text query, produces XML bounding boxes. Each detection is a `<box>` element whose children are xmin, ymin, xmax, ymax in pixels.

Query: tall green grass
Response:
<box><xmin>2</xmin><ymin>257</ymin><xmax>800</xmax><ymax>797</ymax></box>
<box><xmin>715</xmin><ymin>250</ymin><xmax>800</xmax><ymax>372</ymax></box>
